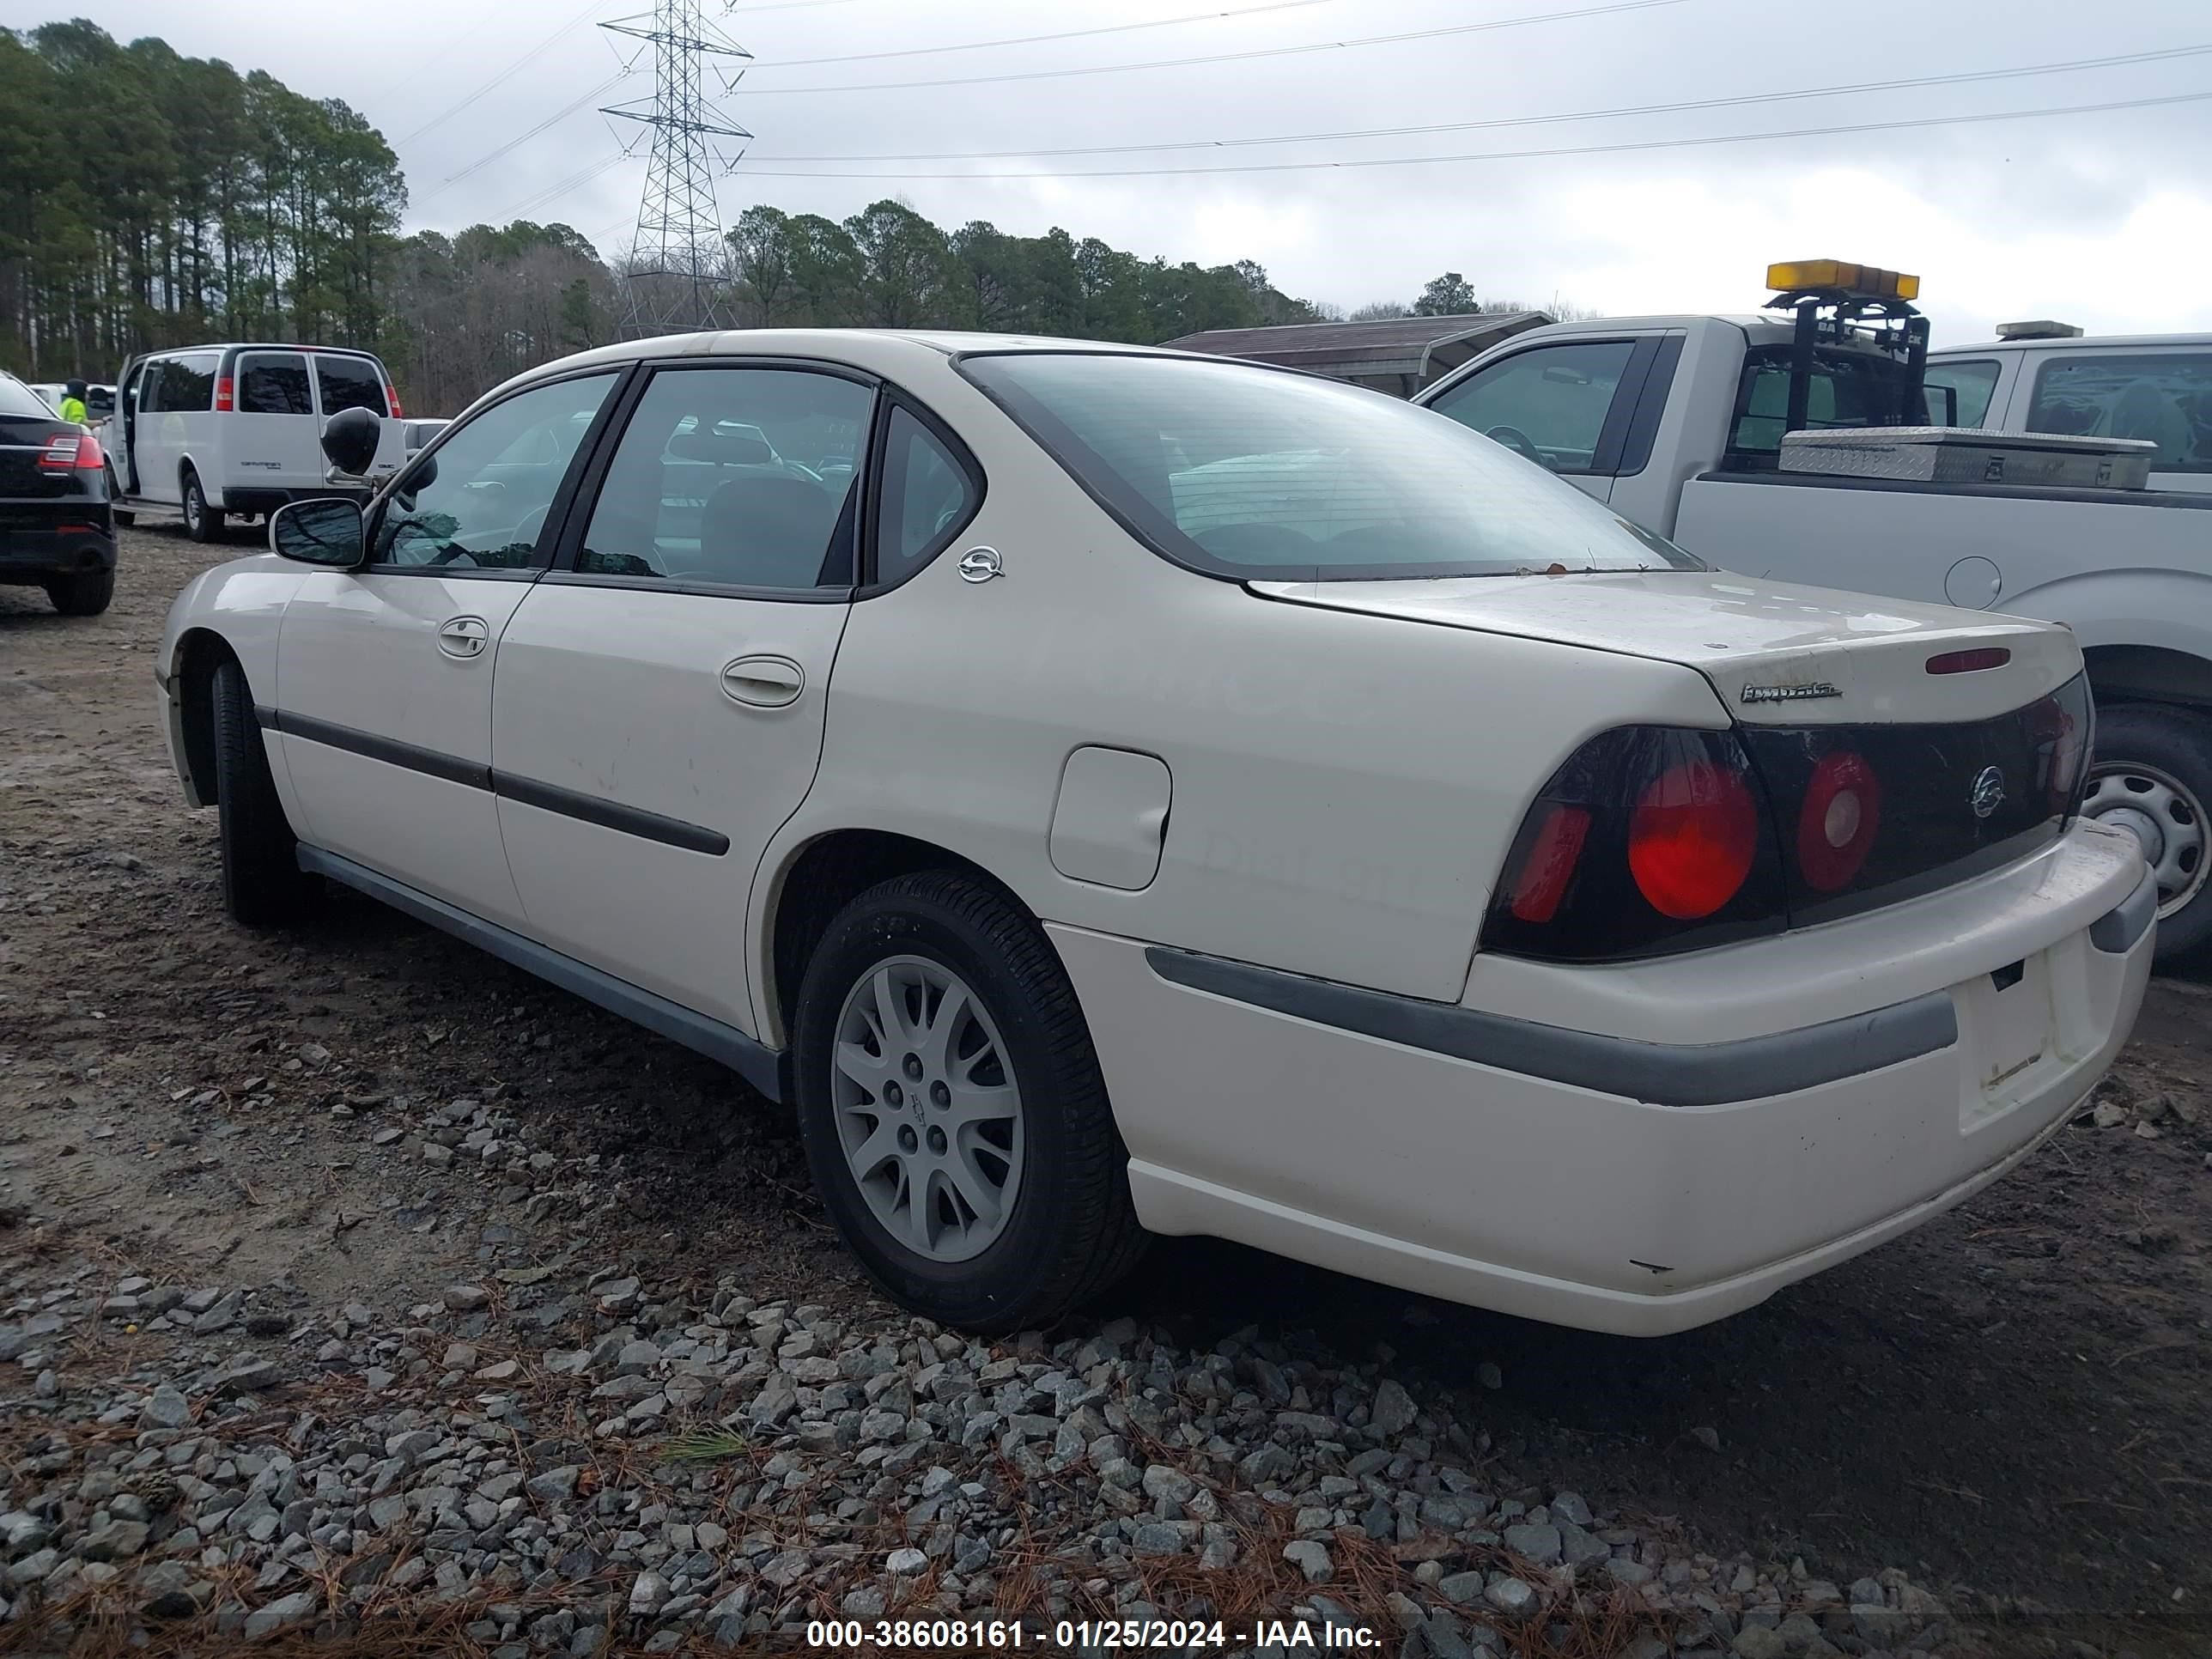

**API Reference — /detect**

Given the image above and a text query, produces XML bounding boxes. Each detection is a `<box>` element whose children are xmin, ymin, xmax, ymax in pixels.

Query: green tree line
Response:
<box><xmin>3</xmin><ymin>19</ymin><xmax>1560</xmax><ymax>416</ymax></box>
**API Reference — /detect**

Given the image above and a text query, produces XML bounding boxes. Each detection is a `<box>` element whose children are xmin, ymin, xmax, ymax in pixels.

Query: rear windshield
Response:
<box><xmin>1727</xmin><ymin>344</ymin><xmax>1921</xmax><ymax>463</ymax></box>
<box><xmin>0</xmin><ymin>376</ymin><xmax>55</xmax><ymax>419</ymax></box>
<box><xmin>959</xmin><ymin>352</ymin><xmax>1701</xmax><ymax>581</ymax></box>
<box><xmin>315</xmin><ymin>354</ymin><xmax>387</xmax><ymax>416</ymax></box>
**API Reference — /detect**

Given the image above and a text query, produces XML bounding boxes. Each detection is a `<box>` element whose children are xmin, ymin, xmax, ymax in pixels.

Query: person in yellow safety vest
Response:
<box><xmin>57</xmin><ymin>379</ymin><xmax>89</xmax><ymax>425</ymax></box>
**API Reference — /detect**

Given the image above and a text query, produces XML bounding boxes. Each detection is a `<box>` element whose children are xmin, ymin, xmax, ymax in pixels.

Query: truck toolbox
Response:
<box><xmin>1780</xmin><ymin>426</ymin><xmax>2156</xmax><ymax>490</ymax></box>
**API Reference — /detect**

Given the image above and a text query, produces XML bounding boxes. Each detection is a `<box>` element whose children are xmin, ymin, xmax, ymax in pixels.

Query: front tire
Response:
<box><xmin>210</xmin><ymin>659</ymin><xmax>312</xmax><ymax>927</ymax></box>
<box><xmin>46</xmin><ymin>568</ymin><xmax>114</xmax><ymax>616</ymax></box>
<box><xmin>2083</xmin><ymin>703</ymin><xmax>2212</xmax><ymax>961</ymax></box>
<box><xmin>793</xmin><ymin>871</ymin><xmax>1146</xmax><ymax>1333</ymax></box>
<box><xmin>182</xmin><ymin>471</ymin><xmax>223</xmax><ymax>544</ymax></box>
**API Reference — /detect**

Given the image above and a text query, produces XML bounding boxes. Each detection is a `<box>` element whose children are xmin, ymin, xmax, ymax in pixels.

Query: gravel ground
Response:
<box><xmin>1</xmin><ymin>526</ymin><xmax>2208</xmax><ymax>1658</ymax></box>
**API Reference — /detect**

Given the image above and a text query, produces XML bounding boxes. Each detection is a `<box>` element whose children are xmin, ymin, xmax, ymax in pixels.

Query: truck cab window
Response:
<box><xmin>1726</xmin><ymin>346</ymin><xmax>1913</xmax><ymax>466</ymax></box>
<box><xmin>1921</xmin><ymin>359</ymin><xmax>2000</xmax><ymax>428</ymax></box>
<box><xmin>1425</xmin><ymin>341</ymin><xmax>1638</xmax><ymax>473</ymax></box>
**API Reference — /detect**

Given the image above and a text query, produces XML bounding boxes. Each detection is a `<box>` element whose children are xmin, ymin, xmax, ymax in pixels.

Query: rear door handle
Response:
<box><xmin>720</xmin><ymin>653</ymin><xmax>805</xmax><ymax>708</ymax></box>
<box><xmin>437</xmin><ymin>616</ymin><xmax>489</xmax><ymax>659</ymax></box>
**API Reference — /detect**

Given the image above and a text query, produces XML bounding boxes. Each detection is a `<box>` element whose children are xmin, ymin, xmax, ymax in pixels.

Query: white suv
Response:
<box><xmin>112</xmin><ymin>343</ymin><xmax>406</xmax><ymax>540</ymax></box>
<box><xmin>156</xmin><ymin>330</ymin><xmax>2154</xmax><ymax>1335</ymax></box>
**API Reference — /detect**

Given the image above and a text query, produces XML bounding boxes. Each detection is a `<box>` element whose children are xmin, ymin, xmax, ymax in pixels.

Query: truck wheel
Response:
<box><xmin>46</xmin><ymin>569</ymin><xmax>114</xmax><ymax>617</ymax></box>
<box><xmin>182</xmin><ymin>471</ymin><xmax>224</xmax><ymax>544</ymax></box>
<box><xmin>2082</xmin><ymin>704</ymin><xmax>2212</xmax><ymax>961</ymax></box>
<box><xmin>791</xmin><ymin>870</ymin><xmax>1147</xmax><ymax>1333</ymax></box>
<box><xmin>210</xmin><ymin>659</ymin><xmax>312</xmax><ymax>927</ymax></box>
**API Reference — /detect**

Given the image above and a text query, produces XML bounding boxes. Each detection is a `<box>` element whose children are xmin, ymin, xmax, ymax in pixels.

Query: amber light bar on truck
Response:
<box><xmin>1765</xmin><ymin>259</ymin><xmax>1920</xmax><ymax>303</ymax></box>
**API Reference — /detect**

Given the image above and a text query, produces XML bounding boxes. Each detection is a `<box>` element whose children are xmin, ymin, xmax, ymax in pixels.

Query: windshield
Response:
<box><xmin>959</xmin><ymin>351</ymin><xmax>1702</xmax><ymax>580</ymax></box>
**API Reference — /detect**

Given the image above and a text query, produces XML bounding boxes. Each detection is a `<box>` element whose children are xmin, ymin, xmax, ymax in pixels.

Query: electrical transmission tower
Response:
<box><xmin>600</xmin><ymin>0</ymin><xmax>751</xmax><ymax>337</ymax></box>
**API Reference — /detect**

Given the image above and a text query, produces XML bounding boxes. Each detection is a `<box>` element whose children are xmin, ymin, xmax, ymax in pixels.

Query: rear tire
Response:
<box><xmin>2084</xmin><ymin>703</ymin><xmax>2212</xmax><ymax>962</ymax></box>
<box><xmin>210</xmin><ymin>659</ymin><xmax>312</xmax><ymax>927</ymax></box>
<box><xmin>46</xmin><ymin>568</ymin><xmax>113</xmax><ymax>617</ymax></box>
<box><xmin>793</xmin><ymin>870</ymin><xmax>1147</xmax><ymax>1333</ymax></box>
<box><xmin>182</xmin><ymin>471</ymin><xmax>223</xmax><ymax>544</ymax></box>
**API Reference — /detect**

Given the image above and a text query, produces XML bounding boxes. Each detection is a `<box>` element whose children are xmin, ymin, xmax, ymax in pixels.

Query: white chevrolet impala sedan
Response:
<box><xmin>156</xmin><ymin>331</ymin><xmax>2156</xmax><ymax>1335</ymax></box>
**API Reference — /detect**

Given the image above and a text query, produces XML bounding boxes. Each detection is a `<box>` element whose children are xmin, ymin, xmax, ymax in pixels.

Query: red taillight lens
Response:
<box><xmin>386</xmin><ymin>385</ymin><xmax>404</xmax><ymax>419</ymax></box>
<box><xmin>215</xmin><ymin>376</ymin><xmax>234</xmax><ymax>412</ymax></box>
<box><xmin>1506</xmin><ymin>805</ymin><xmax>1589</xmax><ymax>924</ymax></box>
<box><xmin>74</xmin><ymin>431</ymin><xmax>103</xmax><ymax>471</ymax></box>
<box><xmin>1629</xmin><ymin>761</ymin><xmax>1761</xmax><ymax>919</ymax></box>
<box><xmin>2029</xmin><ymin>693</ymin><xmax>2090</xmax><ymax>811</ymax></box>
<box><xmin>1796</xmin><ymin>750</ymin><xmax>1881</xmax><ymax>892</ymax></box>
<box><xmin>1927</xmin><ymin>647</ymin><xmax>2011</xmax><ymax>676</ymax></box>
<box><xmin>40</xmin><ymin>433</ymin><xmax>106</xmax><ymax>472</ymax></box>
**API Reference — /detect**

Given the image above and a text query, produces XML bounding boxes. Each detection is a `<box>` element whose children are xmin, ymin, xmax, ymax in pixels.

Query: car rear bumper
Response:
<box><xmin>1052</xmin><ymin>819</ymin><xmax>2154</xmax><ymax>1335</ymax></box>
<box><xmin>0</xmin><ymin>508</ymin><xmax>115</xmax><ymax>583</ymax></box>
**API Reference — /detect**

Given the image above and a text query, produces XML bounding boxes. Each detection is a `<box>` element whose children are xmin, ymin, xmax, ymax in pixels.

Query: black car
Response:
<box><xmin>0</xmin><ymin>370</ymin><xmax>117</xmax><ymax>615</ymax></box>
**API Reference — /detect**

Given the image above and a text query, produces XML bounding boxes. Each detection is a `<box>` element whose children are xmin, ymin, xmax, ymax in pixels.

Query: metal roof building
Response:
<box><xmin>1162</xmin><ymin>311</ymin><xmax>1553</xmax><ymax>397</ymax></box>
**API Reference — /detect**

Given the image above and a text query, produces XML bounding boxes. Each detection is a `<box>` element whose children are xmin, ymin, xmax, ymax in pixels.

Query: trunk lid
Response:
<box><xmin>1249</xmin><ymin>569</ymin><xmax>2080</xmax><ymax>725</ymax></box>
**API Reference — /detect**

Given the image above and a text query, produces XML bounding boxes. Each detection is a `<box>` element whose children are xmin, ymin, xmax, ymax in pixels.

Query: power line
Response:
<box><xmin>759</xmin><ymin>0</ymin><xmax>1342</xmax><ymax>70</ymax></box>
<box><xmin>501</xmin><ymin>153</ymin><xmax>636</xmax><ymax>222</ymax></box>
<box><xmin>745</xmin><ymin>40</ymin><xmax>2212</xmax><ymax>163</ymax></box>
<box><xmin>731</xmin><ymin>86</ymin><xmax>2212</xmax><ymax>180</ymax></box>
<box><xmin>727</xmin><ymin>0</ymin><xmax>1691</xmax><ymax>97</ymax></box>
<box><xmin>416</xmin><ymin>71</ymin><xmax>636</xmax><ymax>203</ymax></box>
<box><xmin>392</xmin><ymin>0</ymin><xmax>612</xmax><ymax>149</ymax></box>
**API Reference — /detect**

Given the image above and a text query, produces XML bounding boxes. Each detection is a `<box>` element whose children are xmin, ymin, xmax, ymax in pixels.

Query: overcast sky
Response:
<box><xmin>34</xmin><ymin>0</ymin><xmax>2212</xmax><ymax>344</ymax></box>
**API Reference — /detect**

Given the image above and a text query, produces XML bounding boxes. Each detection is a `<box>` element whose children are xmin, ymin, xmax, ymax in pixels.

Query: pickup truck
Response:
<box><xmin>1416</xmin><ymin>274</ymin><xmax>2212</xmax><ymax>962</ymax></box>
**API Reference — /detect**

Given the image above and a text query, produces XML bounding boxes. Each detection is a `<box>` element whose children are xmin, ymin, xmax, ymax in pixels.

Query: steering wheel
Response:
<box><xmin>1485</xmin><ymin>425</ymin><xmax>1546</xmax><ymax>465</ymax></box>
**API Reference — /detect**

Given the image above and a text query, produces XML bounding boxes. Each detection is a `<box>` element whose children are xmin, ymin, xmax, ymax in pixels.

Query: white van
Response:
<box><xmin>111</xmin><ymin>343</ymin><xmax>408</xmax><ymax>540</ymax></box>
<box><xmin>1925</xmin><ymin>327</ymin><xmax>2212</xmax><ymax>496</ymax></box>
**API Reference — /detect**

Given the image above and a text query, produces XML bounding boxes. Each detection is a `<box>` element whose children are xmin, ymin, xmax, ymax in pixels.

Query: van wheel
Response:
<box><xmin>210</xmin><ymin>659</ymin><xmax>312</xmax><ymax>927</ymax></box>
<box><xmin>2083</xmin><ymin>704</ymin><xmax>2212</xmax><ymax>961</ymax></box>
<box><xmin>792</xmin><ymin>871</ymin><xmax>1147</xmax><ymax>1334</ymax></box>
<box><xmin>182</xmin><ymin>471</ymin><xmax>223</xmax><ymax>544</ymax></box>
<box><xmin>46</xmin><ymin>569</ymin><xmax>114</xmax><ymax>617</ymax></box>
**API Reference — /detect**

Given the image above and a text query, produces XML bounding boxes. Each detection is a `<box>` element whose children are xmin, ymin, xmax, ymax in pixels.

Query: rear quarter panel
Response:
<box><xmin>757</xmin><ymin>362</ymin><xmax>1732</xmax><ymax>1037</ymax></box>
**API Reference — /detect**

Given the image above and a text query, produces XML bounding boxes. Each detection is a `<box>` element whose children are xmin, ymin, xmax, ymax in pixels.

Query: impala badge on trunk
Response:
<box><xmin>1741</xmin><ymin>682</ymin><xmax>1842</xmax><ymax>704</ymax></box>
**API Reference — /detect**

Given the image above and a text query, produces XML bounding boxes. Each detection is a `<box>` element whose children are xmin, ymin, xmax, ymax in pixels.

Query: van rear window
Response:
<box><xmin>240</xmin><ymin>353</ymin><xmax>313</xmax><ymax>415</ymax></box>
<box><xmin>316</xmin><ymin>355</ymin><xmax>386</xmax><ymax>416</ymax></box>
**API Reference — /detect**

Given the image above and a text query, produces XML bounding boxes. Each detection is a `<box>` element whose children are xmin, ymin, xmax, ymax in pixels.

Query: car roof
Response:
<box><xmin>1932</xmin><ymin>332</ymin><xmax>2212</xmax><ymax>354</ymax></box>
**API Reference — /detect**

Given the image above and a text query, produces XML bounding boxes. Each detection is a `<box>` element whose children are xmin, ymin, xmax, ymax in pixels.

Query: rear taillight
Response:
<box><xmin>2031</xmin><ymin>691</ymin><xmax>2092</xmax><ymax>815</ymax></box>
<box><xmin>39</xmin><ymin>433</ymin><xmax>104</xmax><ymax>471</ymax></box>
<box><xmin>1483</xmin><ymin>727</ymin><xmax>1788</xmax><ymax>963</ymax></box>
<box><xmin>1796</xmin><ymin>750</ymin><xmax>1881</xmax><ymax>892</ymax></box>
<box><xmin>215</xmin><ymin>376</ymin><xmax>234</xmax><ymax>412</ymax></box>
<box><xmin>386</xmin><ymin>384</ymin><xmax>404</xmax><ymax>419</ymax></box>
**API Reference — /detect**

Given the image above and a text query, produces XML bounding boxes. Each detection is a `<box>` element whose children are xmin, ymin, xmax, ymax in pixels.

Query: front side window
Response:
<box><xmin>372</xmin><ymin>372</ymin><xmax>617</xmax><ymax>569</ymax></box>
<box><xmin>238</xmin><ymin>352</ymin><xmax>313</xmax><ymax>415</ymax></box>
<box><xmin>1425</xmin><ymin>341</ymin><xmax>1638</xmax><ymax>473</ymax></box>
<box><xmin>2028</xmin><ymin>353</ymin><xmax>2212</xmax><ymax>474</ymax></box>
<box><xmin>961</xmin><ymin>351</ymin><xmax>1699</xmax><ymax>580</ymax></box>
<box><xmin>577</xmin><ymin>366</ymin><xmax>872</xmax><ymax>589</ymax></box>
<box><xmin>1727</xmin><ymin>345</ymin><xmax>1915</xmax><ymax>460</ymax></box>
<box><xmin>876</xmin><ymin>406</ymin><xmax>979</xmax><ymax>581</ymax></box>
<box><xmin>1920</xmin><ymin>358</ymin><xmax>2000</xmax><ymax>428</ymax></box>
<box><xmin>316</xmin><ymin>354</ymin><xmax>387</xmax><ymax>417</ymax></box>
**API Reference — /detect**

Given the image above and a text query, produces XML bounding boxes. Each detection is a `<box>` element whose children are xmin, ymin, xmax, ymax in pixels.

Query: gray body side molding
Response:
<box><xmin>1146</xmin><ymin>946</ymin><xmax>1959</xmax><ymax>1108</ymax></box>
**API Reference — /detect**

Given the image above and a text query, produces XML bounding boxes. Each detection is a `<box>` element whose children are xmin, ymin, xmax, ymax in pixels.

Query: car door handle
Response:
<box><xmin>720</xmin><ymin>654</ymin><xmax>805</xmax><ymax>708</ymax></box>
<box><xmin>437</xmin><ymin>617</ymin><xmax>489</xmax><ymax>659</ymax></box>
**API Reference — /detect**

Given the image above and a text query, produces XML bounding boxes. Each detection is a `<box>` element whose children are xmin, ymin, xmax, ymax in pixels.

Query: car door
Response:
<box><xmin>228</xmin><ymin>349</ymin><xmax>316</xmax><ymax>489</ymax></box>
<box><xmin>489</xmin><ymin>360</ymin><xmax>880</xmax><ymax>1034</ymax></box>
<box><xmin>1420</xmin><ymin>335</ymin><xmax>1673</xmax><ymax>505</ymax></box>
<box><xmin>270</xmin><ymin>368</ymin><xmax>625</xmax><ymax>926</ymax></box>
<box><xmin>131</xmin><ymin>356</ymin><xmax>179</xmax><ymax>502</ymax></box>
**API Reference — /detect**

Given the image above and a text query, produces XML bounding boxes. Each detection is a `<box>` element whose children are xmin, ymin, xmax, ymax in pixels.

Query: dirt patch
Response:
<box><xmin>3</xmin><ymin>526</ymin><xmax>2208</xmax><ymax>1656</ymax></box>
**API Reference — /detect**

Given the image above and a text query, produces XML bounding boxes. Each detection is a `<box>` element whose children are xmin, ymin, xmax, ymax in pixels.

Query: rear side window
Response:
<box><xmin>238</xmin><ymin>352</ymin><xmax>313</xmax><ymax>415</ymax></box>
<box><xmin>1726</xmin><ymin>346</ymin><xmax>1916</xmax><ymax>462</ymax></box>
<box><xmin>875</xmin><ymin>405</ymin><xmax>980</xmax><ymax>580</ymax></box>
<box><xmin>146</xmin><ymin>354</ymin><xmax>219</xmax><ymax>413</ymax></box>
<box><xmin>1921</xmin><ymin>358</ymin><xmax>2000</xmax><ymax>428</ymax></box>
<box><xmin>315</xmin><ymin>355</ymin><xmax>387</xmax><ymax>416</ymax></box>
<box><xmin>2027</xmin><ymin>353</ymin><xmax>2212</xmax><ymax>474</ymax></box>
<box><xmin>1425</xmin><ymin>341</ymin><xmax>1638</xmax><ymax>473</ymax></box>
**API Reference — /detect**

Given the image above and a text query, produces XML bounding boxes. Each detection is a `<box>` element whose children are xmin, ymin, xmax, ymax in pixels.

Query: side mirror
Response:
<box><xmin>321</xmin><ymin>405</ymin><xmax>383</xmax><ymax>477</ymax></box>
<box><xmin>270</xmin><ymin>497</ymin><xmax>366</xmax><ymax>568</ymax></box>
